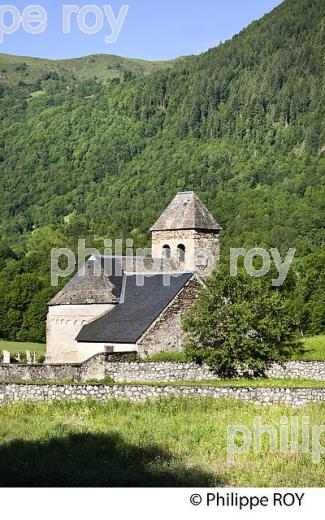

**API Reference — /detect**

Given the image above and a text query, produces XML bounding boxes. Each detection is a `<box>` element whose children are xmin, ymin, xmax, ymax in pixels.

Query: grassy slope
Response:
<box><xmin>0</xmin><ymin>53</ymin><xmax>173</xmax><ymax>84</ymax></box>
<box><xmin>294</xmin><ymin>334</ymin><xmax>325</xmax><ymax>361</ymax></box>
<box><xmin>0</xmin><ymin>340</ymin><xmax>45</xmax><ymax>356</ymax></box>
<box><xmin>148</xmin><ymin>336</ymin><xmax>325</xmax><ymax>362</ymax></box>
<box><xmin>0</xmin><ymin>398</ymin><xmax>323</xmax><ymax>486</ymax></box>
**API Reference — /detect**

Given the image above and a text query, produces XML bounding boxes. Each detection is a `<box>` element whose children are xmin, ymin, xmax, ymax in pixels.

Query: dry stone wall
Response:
<box><xmin>0</xmin><ymin>383</ymin><xmax>324</xmax><ymax>407</ymax></box>
<box><xmin>265</xmin><ymin>361</ymin><xmax>325</xmax><ymax>380</ymax></box>
<box><xmin>106</xmin><ymin>362</ymin><xmax>215</xmax><ymax>381</ymax></box>
<box><xmin>0</xmin><ymin>362</ymin><xmax>81</xmax><ymax>382</ymax></box>
<box><xmin>0</xmin><ymin>354</ymin><xmax>108</xmax><ymax>383</ymax></box>
<box><xmin>106</xmin><ymin>361</ymin><xmax>325</xmax><ymax>382</ymax></box>
<box><xmin>0</xmin><ymin>355</ymin><xmax>324</xmax><ymax>383</ymax></box>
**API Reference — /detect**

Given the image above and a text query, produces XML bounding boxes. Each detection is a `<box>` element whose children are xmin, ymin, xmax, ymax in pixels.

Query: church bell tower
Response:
<box><xmin>150</xmin><ymin>191</ymin><xmax>221</xmax><ymax>275</ymax></box>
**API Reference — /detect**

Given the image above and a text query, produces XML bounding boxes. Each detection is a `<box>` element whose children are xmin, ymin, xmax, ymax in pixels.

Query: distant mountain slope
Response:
<box><xmin>0</xmin><ymin>53</ymin><xmax>173</xmax><ymax>84</ymax></box>
<box><xmin>0</xmin><ymin>0</ymin><xmax>324</xmax><ymax>343</ymax></box>
<box><xmin>0</xmin><ymin>0</ymin><xmax>323</xmax><ymax>251</ymax></box>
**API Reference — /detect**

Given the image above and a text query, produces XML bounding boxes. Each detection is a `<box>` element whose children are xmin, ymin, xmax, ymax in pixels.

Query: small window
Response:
<box><xmin>177</xmin><ymin>244</ymin><xmax>186</xmax><ymax>263</ymax></box>
<box><xmin>162</xmin><ymin>245</ymin><xmax>171</xmax><ymax>259</ymax></box>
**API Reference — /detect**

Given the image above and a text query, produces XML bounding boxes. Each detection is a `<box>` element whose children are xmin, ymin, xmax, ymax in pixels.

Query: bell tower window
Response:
<box><xmin>162</xmin><ymin>245</ymin><xmax>171</xmax><ymax>259</ymax></box>
<box><xmin>177</xmin><ymin>244</ymin><xmax>186</xmax><ymax>263</ymax></box>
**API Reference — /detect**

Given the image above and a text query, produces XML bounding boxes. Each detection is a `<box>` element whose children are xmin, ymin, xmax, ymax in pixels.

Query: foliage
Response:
<box><xmin>292</xmin><ymin>253</ymin><xmax>325</xmax><ymax>335</ymax></box>
<box><xmin>0</xmin><ymin>0</ymin><xmax>324</xmax><ymax>340</ymax></box>
<box><xmin>184</xmin><ymin>265</ymin><xmax>301</xmax><ymax>375</ymax></box>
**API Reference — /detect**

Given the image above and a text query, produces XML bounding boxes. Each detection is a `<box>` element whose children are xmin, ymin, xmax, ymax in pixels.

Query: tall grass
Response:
<box><xmin>0</xmin><ymin>398</ymin><xmax>323</xmax><ymax>487</ymax></box>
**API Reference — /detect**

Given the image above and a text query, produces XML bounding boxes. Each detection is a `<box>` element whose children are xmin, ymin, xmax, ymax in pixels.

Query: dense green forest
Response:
<box><xmin>0</xmin><ymin>0</ymin><xmax>324</xmax><ymax>342</ymax></box>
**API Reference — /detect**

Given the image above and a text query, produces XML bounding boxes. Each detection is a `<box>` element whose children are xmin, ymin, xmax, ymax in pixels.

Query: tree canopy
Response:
<box><xmin>0</xmin><ymin>0</ymin><xmax>324</xmax><ymax>342</ymax></box>
<box><xmin>184</xmin><ymin>265</ymin><xmax>301</xmax><ymax>375</ymax></box>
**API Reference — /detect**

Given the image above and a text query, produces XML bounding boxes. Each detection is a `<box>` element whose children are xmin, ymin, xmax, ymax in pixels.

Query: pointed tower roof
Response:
<box><xmin>150</xmin><ymin>192</ymin><xmax>221</xmax><ymax>232</ymax></box>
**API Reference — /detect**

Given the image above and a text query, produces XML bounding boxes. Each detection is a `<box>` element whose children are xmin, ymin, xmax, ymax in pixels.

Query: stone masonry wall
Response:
<box><xmin>106</xmin><ymin>361</ymin><xmax>325</xmax><ymax>382</ymax></box>
<box><xmin>151</xmin><ymin>229</ymin><xmax>219</xmax><ymax>274</ymax></box>
<box><xmin>106</xmin><ymin>362</ymin><xmax>215</xmax><ymax>382</ymax></box>
<box><xmin>137</xmin><ymin>277</ymin><xmax>202</xmax><ymax>357</ymax></box>
<box><xmin>0</xmin><ymin>383</ymin><xmax>324</xmax><ymax>407</ymax></box>
<box><xmin>0</xmin><ymin>356</ymin><xmax>324</xmax><ymax>383</ymax></box>
<box><xmin>265</xmin><ymin>362</ymin><xmax>325</xmax><ymax>380</ymax></box>
<box><xmin>0</xmin><ymin>354</ymin><xmax>108</xmax><ymax>383</ymax></box>
<box><xmin>0</xmin><ymin>362</ymin><xmax>81</xmax><ymax>382</ymax></box>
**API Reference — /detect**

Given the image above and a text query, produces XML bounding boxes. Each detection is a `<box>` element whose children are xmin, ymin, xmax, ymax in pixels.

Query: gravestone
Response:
<box><xmin>26</xmin><ymin>350</ymin><xmax>32</xmax><ymax>364</ymax></box>
<box><xmin>2</xmin><ymin>350</ymin><xmax>10</xmax><ymax>364</ymax></box>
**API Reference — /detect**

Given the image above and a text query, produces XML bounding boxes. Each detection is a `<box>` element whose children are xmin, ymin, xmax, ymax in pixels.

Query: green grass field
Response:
<box><xmin>145</xmin><ymin>336</ymin><xmax>325</xmax><ymax>362</ymax></box>
<box><xmin>123</xmin><ymin>379</ymin><xmax>325</xmax><ymax>388</ymax></box>
<box><xmin>294</xmin><ymin>335</ymin><xmax>325</xmax><ymax>361</ymax></box>
<box><xmin>0</xmin><ymin>398</ymin><xmax>323</xmax><ymax>487</ymax></box>
<box><xmin>0</xmin><ymin>340</ymin><xmax>45</xmax><ymax>357</ymax></box>
<box><xmin>4</xmin><ymin>378</ymin><xmax>324</xmax><ymax>388</ymax></box>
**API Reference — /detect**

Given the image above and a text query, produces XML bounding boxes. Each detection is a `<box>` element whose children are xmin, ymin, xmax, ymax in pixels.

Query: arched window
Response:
<box><xmin>177</xmin><ymin>244</ymin><xmax>186</xmax><ymax>263</ymax></box>
<box><xmin>162</xmin><ymin>244</ymin><xmax>171</xmax><ymax>259</ymax></box>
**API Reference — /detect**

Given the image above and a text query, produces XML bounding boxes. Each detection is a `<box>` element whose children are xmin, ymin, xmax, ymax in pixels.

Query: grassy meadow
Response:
<box><xmin>0</xmin><ymin>341</ymin><xmax>45</xmax><ymax>357</ymax></box>
<box><xmin>0</xmin><ymin>398</ymin><xmax>323</xmax><ymax>487</ymax></box>
<box><xmin>141</xmin><ymin>335</ymin><xmax>325</xmax><ymax>362</ymax></box>
<box><xmin>293</xmin><ymin>335</ymin><xmax>325</xmax><ymax>361</ymax></box>
<box><xmin>120</xmin><ymin>379</ymin><xmax>325</xmax><ymax>388</ymax></box>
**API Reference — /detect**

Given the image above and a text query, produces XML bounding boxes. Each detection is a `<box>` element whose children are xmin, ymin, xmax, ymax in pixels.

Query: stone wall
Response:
<box><xmin>106</xmin><ymin>360</ymin><xmax>325</xmax><ymax>382</ymax></box>
<box><xmin>106</xmin><ymin>361</ymin><xmax>216</xmax><ymax>381</ymax></box>
<box><xmin>137</xmin><ymin>277</ymin><xmax>202</xmax><ymax>357</ymax></box>
<box><xmin>265</xmin><ymin>361</ymin><xmax>325</xmax><ymax>380</ymax></box>
<box><xmin>151</xmin><ymin>229</ymin><xmax>219</xmax><ymax>274</ymax></box>
<box><xmin>0</xmin><ymin>356</ymin><xmax>324</xmax><ymax>383</ymax></box>
<box><xmin>0</xmin><ymin>354</ymin><xmax>108</xmax><ymax>383</ymax></box>
<box><xmin>0</xmin><ymin>362</ymin><xmax>81</xmax><ymax>382</ymax></box>
<box><xmin>0</xmin><ymin>383</ymin><xmax>324</xmax><ymax>407</ymax></box>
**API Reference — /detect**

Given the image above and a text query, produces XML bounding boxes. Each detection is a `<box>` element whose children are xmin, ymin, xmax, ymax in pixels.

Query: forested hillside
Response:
<box><xmin>0</xmin><ymin>0</ymin><xmax>324</xmax><ymax>342</ymax></box>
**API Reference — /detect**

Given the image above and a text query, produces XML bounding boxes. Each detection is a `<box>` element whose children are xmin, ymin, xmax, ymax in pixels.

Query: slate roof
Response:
<box><xmin>76</xmin><ymin>272</ymin><xmax>193</xmax><ymax>344</ymax></box>
<box><xmin>49</xmin><ymin>255</ymin><xmax>183</xmax><ymax>306</ymax></box>
<box><xmin>98</xmin><ymin>255</ymin><xmax>180</xmax><ymax>274</ymax></box>
<box><xmin>150</xmin><ymin>191</ymin><xmax>222</xmax><ymax>232</ymax></box>
<box><xmin>48</xmin><ymin>258</ymin><xmax>124</xmax><ymax>305</ymax></box>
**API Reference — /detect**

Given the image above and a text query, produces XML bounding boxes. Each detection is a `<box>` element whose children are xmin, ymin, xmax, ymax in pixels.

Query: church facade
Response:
<box><xmin>46</xmin><ymin>192</ymin><xmax>221</xmax><ymax>363</ymax></box>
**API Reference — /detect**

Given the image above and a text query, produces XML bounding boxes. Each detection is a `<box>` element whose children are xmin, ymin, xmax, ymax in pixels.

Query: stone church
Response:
<box><xmin>46</xmin><ymin>192</ymin><xmax>221</xmax><ymax>363</ymax></box>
